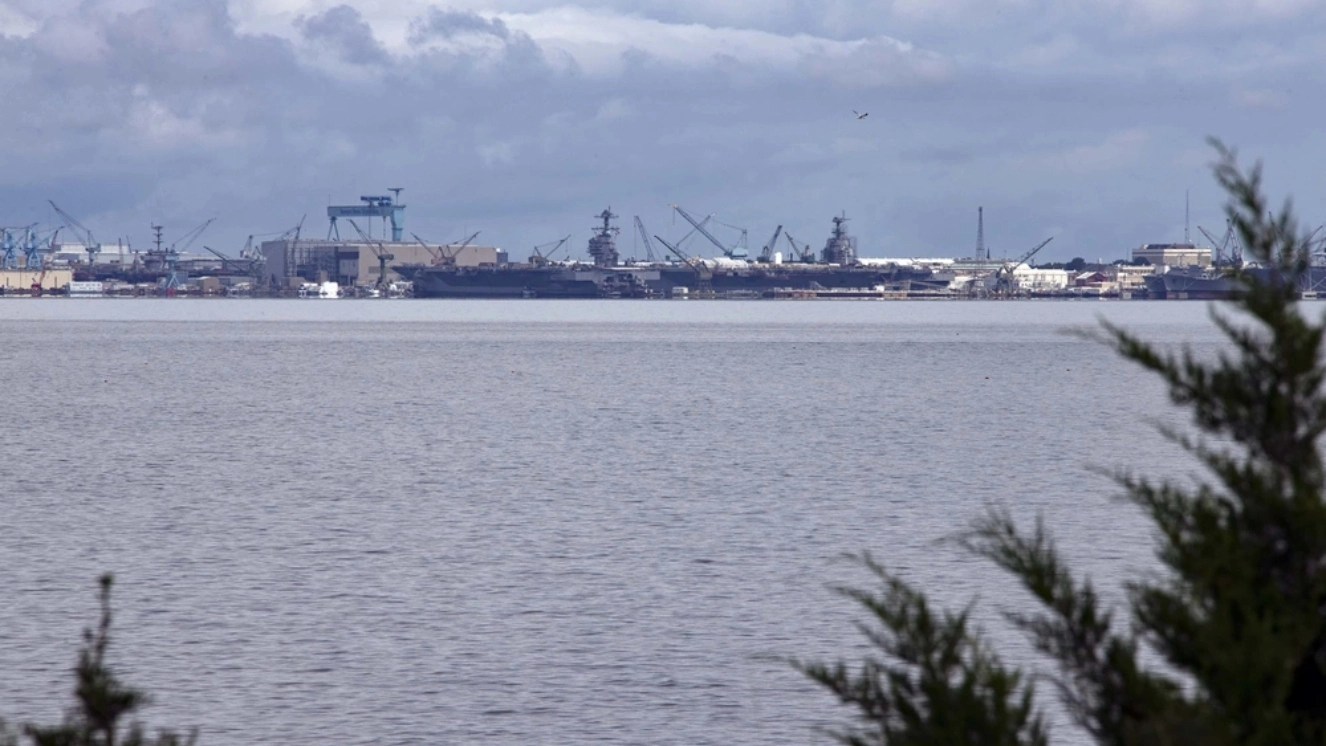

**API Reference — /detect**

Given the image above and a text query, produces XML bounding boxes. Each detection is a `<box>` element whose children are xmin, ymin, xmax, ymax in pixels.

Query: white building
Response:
<box><xmin>1011</xmin><ymin>264</ymin><xmax>1069</xmax><ymax>291</ymax></box>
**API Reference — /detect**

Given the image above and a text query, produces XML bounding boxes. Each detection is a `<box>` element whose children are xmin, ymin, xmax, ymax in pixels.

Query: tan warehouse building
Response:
<box><xmin>0</xmin><ymin>268</ymin><xmax>74</xmax><ymax>293</ymax></box>
<box><xmin>1131</xmin><ymin>242</ymin><xmax>1211</xmax><ymax>269</ymax></box>
<box><xmin>261</xmin><ymin>239</ymin><xmax>507</xmax><ymax>288</ymax></box>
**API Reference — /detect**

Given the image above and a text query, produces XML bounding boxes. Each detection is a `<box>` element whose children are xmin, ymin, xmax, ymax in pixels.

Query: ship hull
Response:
<box><xmin>402</xmin><ymin>262</ymin><xmax>945</xmax><ymax>298</ymax></box>
<box><xmin>404</xmin><ymin>265</ymin><xmax>657</xmax><ymax>299</ymax></box>
<box><xmin>1148</xmin><ymin>267</ymin><xmax>1326</xmax><ymax>300</ymax></box>
<box><xmin>652</xmin><ymin>265</ymin><xmax>943</xmax><ymax>294</ymax></box>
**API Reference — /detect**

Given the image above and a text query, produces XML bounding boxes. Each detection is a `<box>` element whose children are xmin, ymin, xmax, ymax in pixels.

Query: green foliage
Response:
<box><xmin>5</xmin><ymin>575</ymin><xmax>196</xmax><ymax>746</ymax></box>
<box><xmin>793</xmin><ymin>555</ymin><xmax>1048</xmax><ymax>746</ymax></box>
<box><xmin>802</xmin><ymin>140</ymin><xmax>1326</xmax><ymax>745</ymax></box>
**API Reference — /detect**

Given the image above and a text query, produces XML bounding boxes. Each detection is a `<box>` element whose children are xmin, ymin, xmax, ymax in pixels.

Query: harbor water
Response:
<box><xmin>0</xmin><ymin>299</ymin><xmax>1236</xmax><ymax>744</ymax></box>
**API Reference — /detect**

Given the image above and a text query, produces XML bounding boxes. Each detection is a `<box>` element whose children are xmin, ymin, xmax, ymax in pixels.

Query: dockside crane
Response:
<box><xmin>1198</xmin><ymin>223</ymin><xmax>1237</xmax><ymax>266</ymax></box>
<box><xmin>633</xmin><ymin>216</ymin><xmax>659</xmax><ymax>262</ymax></box>
<box><xmin>1</xmin><ymin>230</ymin><xmax>17</xmax><ymax>270</ymax></box>
<box><xmin>991</xmin><ymin>236</ymin><xmax>1054</xmax><ymax>297</ymax></box>
<box><xmin>783</xmin><ymin>232</ymin><xmax>816</xmax><ymax>263</ymax></box>
<box><xmin>21</xmin><ymin>225</ymin><xmax>60</xmax><ymax>270</ymax></box>
<box><xmin>411</xmin><ymin>232</ymin><xmax>445</xmax><ymax>264</ymax></box>
<box><xmin>156</xmin><ymin>218</ymin><xmax>213</xmax><ymax>288</ymax></box>
<box><xmin>48</xmin><ymin>201</ymin><xmax>101</xmax><ymax>266</ymax></box>
<box><xmin>202</xmin><ymin>245</ymin><xmax>261</xmax><ymax>279</ymax></box>
<box><xmin>714</xmin><ymin>219</ymin><xmax>749</xmax><ymax>257</ymax></box>
<box><xmin>347</xmin><ymin>218</ymin><xmax>394</xmax><ymax>288</ymax></box>
<box><xmin>671</xmin><ymin>204</ymin><xmax>747</xmax><ymax>259</ymax></box>
<box><xmin>759</xmin><ymin>225</ymin><xmax>783</xmax><ymax>262</ymax></box>
<box><xmin>655</xmin><ymin>234</ymin><xmax>712</xmax><ymax>295</ymax></box>
<box><xmin>443</xmin><ymin>231</ymin><xmax>481</xmax><ymax>264</ymax></box>
<box><xmin>170</xmin><ymin>218</ymin><xmax>214</xmax><ymax>256</ymax></box>
<box><xmin>410</xmin><ymin>229</ymin><xmax>479</xmax><ymax>266</ymax></box>
<box><xmin>530</xmin><ymin>235</ymin><xmax>571</xmax><ymax>265</ymax></box>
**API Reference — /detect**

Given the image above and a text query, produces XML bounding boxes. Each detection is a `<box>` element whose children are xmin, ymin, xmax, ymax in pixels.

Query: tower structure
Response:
<box><xmin>587</xmin><ymin>208</ymin><xmax>620</xmax><ymax>266</ymax></box>
<box><xmin>976</xmin><ymin>206</ymin><xmax>986</xmax><ymax>260</ymax></box>
<box><xmin>821</xmin><ymin>213</ymin><xmax>857</xmax><ymax>264</ymax></box>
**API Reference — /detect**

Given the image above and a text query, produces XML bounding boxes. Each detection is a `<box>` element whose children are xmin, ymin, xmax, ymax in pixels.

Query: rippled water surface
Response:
<box><xmin>0</xmin><ymin>299</ymin><xmax>1238</xmax><ymax>744</ymax></box>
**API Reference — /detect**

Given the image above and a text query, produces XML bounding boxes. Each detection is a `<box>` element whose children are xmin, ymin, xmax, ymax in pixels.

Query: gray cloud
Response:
<box><xmin>408</xmin><ymin>8</ymin><xmax>513</xmax><ymax>44</ymax></box>
<box><xmin>0</xmin><ymin>0</ymin><xmax>1321</xmax><ymax>263</ymax></box>
<box><xmin>296</xmin><ymin>5</ymin><xmax>389</xmax><ymax>66</ymax></box>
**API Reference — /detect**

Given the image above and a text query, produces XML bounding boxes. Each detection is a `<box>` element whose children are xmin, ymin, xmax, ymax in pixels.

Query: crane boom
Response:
<box><xmin>170</xmin><ymin>218</ymin><xmax>215</xmax><ymax>255</ymax></box>
<box><xmin>47</xmin><ymin>201</ymin><xmax>96</xmax><ymax>247</ymax></box>
<box><xmin>671</xmin><ymin>205</ymin><xmax>735</xmax><ymax>258</ymax></box>
<box><xmin>1017</xmin><ymin>237</ymin><xmax>1054</xmax><ymax>267</ymax></box>
<box><xmin>760</xmin><ymin>225</ymin><xmax>783</xmax><ymax>261</ymax></box>
<box><xmin>654</xmin><ymin>234</ymin><xmax>693</xmax><ymax>265</ymax></box>
<box><xmin>634</xmin><ymin>216</ymin><xmax>658</xmax><ymax>262</ymax></box>
<box><xmin>347</xmin><ymin>219</ymin><xmax>395</xmax><ymax>288</ymax></box>
<box><xmin>451</xmin><ymin>231</ymin><xmax>480</xmax><ymax>260</ymax></box>
<box><xmin>410</xmin><ymin>232</ymin><xmax>444</xmax><ymax>263</ymax></box>
<box><xmin>783</xmin><ymin>232</ymin><xmax>814</xmax><ymax>262</ymax></box>
<box><xmin>202</xmin><ymin>245</ymin><xmax>255</xmax><ymax>275</ymax></box>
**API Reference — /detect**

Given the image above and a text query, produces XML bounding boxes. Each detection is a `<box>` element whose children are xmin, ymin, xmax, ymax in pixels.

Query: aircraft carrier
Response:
<box><xmin>403</xmin><ymin>209</ymin><xmax>947</xmax><ymax>299</ymax></box>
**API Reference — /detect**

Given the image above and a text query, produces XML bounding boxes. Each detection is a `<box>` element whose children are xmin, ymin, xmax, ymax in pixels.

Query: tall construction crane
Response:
<box><xmin>633</xmin><ymin>216</ymin><xmax>659</xmax><ymax>262</ymax></box>
<box><xmin>759</xmin><ymin>225</ymin><xmax>783</xmax><ymax>262</ymax></box>
<box><xmin>347</xmin><ymin>218</ymin><xmax>394</xmax><ymax>288</ymax></box>
<box><xmin>169</xmin><ymin>218</ymin><xmax>214</xmax><ymax>255</ymax></box>
<box><xmin>991</xmin><ymin>236</ymin><xmax>1054</xmax><ymax>298</ymax></box>
<box><xmin>654</xmin><ymin>234</ymin><xmax>712</xmax><ymax>295</ymax></box>
<box><xmin>442</xmin><ymin>231</ymin><xmax>481</xmax><ymax>265</ymax></box>
<box><xmin>1198</xmin><ymin>224</ymin><xmax>1234</xmax><ymax>266</ymax></box>
<box><xmin>669</xmin><ymin>215</ymin><xmax>714</xmax><ymax>255</ymax></box>
<box><xmin>671</xmin><ymin>204</ymin><xmax>746</xmax><ymax>259</ymax></box>
<box><xmin>47</xmin><ymin>200</ymin><xmax>101</xmax><ymax>266</ymax></box>
<box><xmin>201</xmin><ymin>245</ymin><xmax>263</xmax><ymax>283</ymax></box>
<box><xmin>783</xmin><ymin>232</ymin><xmax>816</xmax><ymax>263</ymax></box>
<box><xmin>714</xmin><ymin>219</ymin><xmax>749</xmax><ymax>257</ymax></box>
<box><xmin>411</xmin><ymin>232</ymin><xmax>445</xmax><ymax>264</ymax></box>
<box><xmin>530</xmin><ymin>235</ymin><xmax>571</xmax><ymax>265</ymax></box>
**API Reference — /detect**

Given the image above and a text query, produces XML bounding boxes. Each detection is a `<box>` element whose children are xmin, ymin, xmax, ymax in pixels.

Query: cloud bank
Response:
<box><xmin>0</xmin><ymin>0</ymin><xmax>1322</xmax><ymax>261</ymax></box>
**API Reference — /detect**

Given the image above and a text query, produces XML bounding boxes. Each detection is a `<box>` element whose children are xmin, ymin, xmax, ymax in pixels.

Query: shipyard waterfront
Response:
<box><xmin>7</xmin><ymin>193</ymin><xmax>1321</xmax><ymax>300</ymax></box>
<box><xmin>1</xmin><ymin>299</ymin><xmax>1225</xmax><ymax>745</ymax></box>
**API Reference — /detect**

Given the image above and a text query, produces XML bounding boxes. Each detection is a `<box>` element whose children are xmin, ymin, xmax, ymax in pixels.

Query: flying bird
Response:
<box><xmin>853</xmin><ymin>110</ymin><xmax>869</xmax><ymax>120</ymax></box>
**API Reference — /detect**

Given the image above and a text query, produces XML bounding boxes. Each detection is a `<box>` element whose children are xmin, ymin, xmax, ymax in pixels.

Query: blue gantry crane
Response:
<box><xmin>21</xmin><ymin>225</ymin><xmax>60</xmax><ymax>270</ymax></box>
<box><xmin>1</xmin><ymin>230</ymin><xmax>17</xmax><ymax>270</ymax></box>
<box><xmin>328</xmin><ymin>189</ymin><xmax>405</xmax><ymax>242</ymax></box>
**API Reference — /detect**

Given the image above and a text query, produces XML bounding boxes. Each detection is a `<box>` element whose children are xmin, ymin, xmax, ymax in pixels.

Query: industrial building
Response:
<box><xmin>1010</xmin><ymin>265</ymin><xmax>1070</xmax><ymax>291</ymax></box>
<box><xmin>0</xmin><ymin>268</ymin><xmax>73</xmax><ymax>293</ymax></box>
<box><xmin>261</xmin><ymin>239</ymin><xmax>506</xmax><ymax>289</ymax></box>
<box><xmin>1131</xmin><ymin>243</ymin><xmax>1212</xmax><ymax>269</ymax></box>
<box><xmin>260</xmin><ymin>190</ymin><xmax>508</xmax><ymax>289</ymax></box>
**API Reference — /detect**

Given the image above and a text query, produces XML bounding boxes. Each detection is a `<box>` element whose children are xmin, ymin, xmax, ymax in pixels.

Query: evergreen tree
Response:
<box><xmin>2</xmin><ymin>575</ymin><xmax>196</xmax><ymax>746</ymax></box>
<box><xmin>798</xmin><ymin>140</ymin><xmax>1326</xmax><ymax>745</ymax></box>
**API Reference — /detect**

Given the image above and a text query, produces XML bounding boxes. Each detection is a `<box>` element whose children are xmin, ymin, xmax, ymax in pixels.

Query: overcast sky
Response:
<box><xmin>1</xmin><ymin>0</ymin><xmax>1322</xmax><ymax>262</ymax></box>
